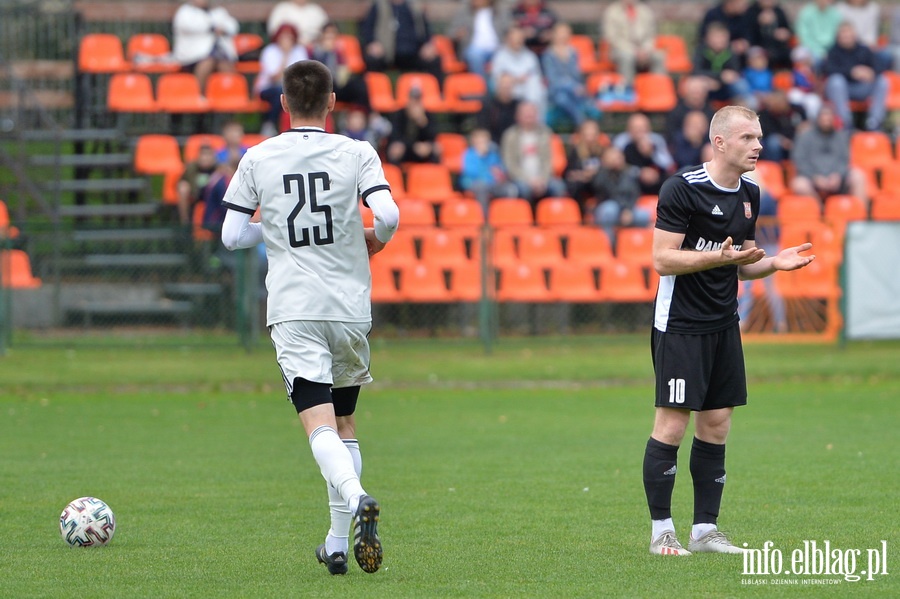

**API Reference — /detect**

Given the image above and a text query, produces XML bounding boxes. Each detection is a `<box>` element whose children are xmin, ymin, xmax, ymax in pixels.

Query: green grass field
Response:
<box><xmin>1</xmin><ymin>335</ymin><xmax>899</xmax><ymax>598</ymax></box>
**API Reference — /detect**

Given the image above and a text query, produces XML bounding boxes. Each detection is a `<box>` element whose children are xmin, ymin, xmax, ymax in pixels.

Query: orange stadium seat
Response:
<box><xmin>550</xmin><ymin>134</ymin><xmax>568</xmax><ymax>178</ymax></box>
<box><xmin>488</xmin><ymin>198</ymin><xmax>533</xmax><ymax>228</ymax></box>
<box><xmin>431</xmin><ymin>34</ymin><xmax>467</xmax><ymax>74</ymax></box>
<box><xmin>777</xmin><ymin>194</ymin><xmax>822</xmax><ymax>224</ymax></box>
<box><xmin>156</xmin><ymin>73</ymin><xmax>209</xmax><ymax>113</ymax></box>
<box><xmin>395</xmin><ymin>199</ymin><xmax>436</xmax><ymax>228</ymax></box>
<box><xmin>79</xmin><ymin>33</ymin><xmax>130</xmax><ymax>73</ymax></box>
<box><xmin>440</xmin><ymin>198</ymin><xmax>485</xmax><ymax>228</ymax></box>
<box><xmin>551</xmin><ymin>263</ymin><xmax>602</xmax><ymax>303</ymax></box>
<box><xmin>420</xmin><ymin>228</ymin><xmax>471</xmax><ymax>269</ymax></box>
<box><xmin>0</xmin><ymin>200</ymin><xmax>20</xmax><ymax>239</ymax></box>
<box><xmin>850</xmin><ymin>131</ymin><xmax>894</xmax><ymax>171</ymax></box>
<box><xmin>635</xmin><ymin>195</ymin><xmax>659</xmax><ymax>223</ymax></box>
<box><xmin>436</xmin><ymin>132</ymin><xmax>468</xmax><ymax>174</ymax></box>
<box><xmin>107</xmin><ymin>72</ymin><xmax>157</xmax><ymax>112</ymax></box>
<box><xmin>517</xmin><ymin>228</ymin><xmax>564</xmax><ymax>268</ymax></box>
<box><xmin>535</xmin><ymin>196</ymin><xmax>581</xmax><ymax>228</ymax></box>
<box><xmin>233</xmin><ymin>33</ymin><xmax>263</xmax><ymax>73</ymax></box>
<box><xmin>615</xmin><ymin>227</ymin><xmax>654</xmax><ymax>268</ymax></box>
<box><xmin>1</xmin><ymin>249</ymin><xmax>41</xmax><ymax>288</ymax></box>
<box><xmin>442</xmin><ymin>72</ymin><xmax>488</xmax><ymax>114</ymax></box>
<box><xmin>400</xmin><ymin>263</ymin><xmax>452</xmax><ymax>302</ymax></box>
<box><xmin>600</xmin><ymin>260</ymin><xmax>654</xmax><ymax>302</ymax></box>
<box><xmin>635</xmin><ymin>73</ymin><xmax>677</xmax><ymax>113</ymax></box>
<box><xmin>823</xmin><ymin>194</ymin><xmax>867</xmax><ymax>235</ymax></box>
<box><xmin>570</xmin><ymin>35</ymin><xmax>606</xmax><ymax>74</ymax></box>
<box><xmin>395</xmin><ymin>72</ymin><xmax>444</xmax><ymax>112</ymax></box>
<box><xmin>162</xmin><ymin>168</ymin><xmax>183</xmax><ymax>205</ymax></box>
<box><xmin>126</xmin><ymin>33</ymin><xmax>179</xmax><ymax>73</ymax></box>
<box><xmin>871</xmin><ymin>192</ymin><xmax>900</xmax><ymax>220</ymax></box>
<box><xmin>192</xmin><ymin>202</ymin><xmax>214</xmax><ymax>242</ymax></box>
<box><xmin>134</xmin><ymin>134</ymin><xmax>183</xmax><ymax>176</ymax></box>
<box><xmin>337</xmin><ymin>35</ymin><xmax>366</xmax><ymax>74</ymax></box>
<box><xmin>753</xmin><ymin>160</ymin><xmax>787</xmax><ymax>199</ymax></box>
<box><xmin>382</xmin><ymin>163</ymin><xmax>406</xmax><ymax>200</ymax></box>
<box><xmin>370</xmin><ymin>260</ymin><xmax>402</xmax><ymax>303</ymax></box>
<box><xmin>183</xmin><ymin>134</ymin><xmax>225</xmax><ymax>162</ymax></box>
<box><xmin>448</xmin><ymin>264</ymin><xmax>484</xmax><ymax>302</ymax></box>
<box><xmin>587</xmin><ymin>72</ymin><xmax>637</xmax><ymax>112</ymax></box>
<box><xmin>491</xmin><ymin>228</ymin><xmax>521</xmax><ymax>268</ymax></box>
<box><xmin>369</xmin><ymin>230</ymin><xmax>417</xmax><ymax>270</ymax></box>
<box><xmin>496</xmin><ymin>264</ymin><xmax>553</xmax><ymax>302</ymax></box>
<box><xmin>655</xmin><ymin>34</ymin><xmax>692</xmax><ymax>73</ymax></box>
<box><xmin>206</xmin><ymin>72</ymin><xmax>264</xmax><ymax>112</ymax></box>
<box><xmin>365</xmin><ymin>72</ymin><xmax>398</xmax><ymax>113</ymax></box>
<box><xmin>885</xmin><ymin>71</ymin><xmax>900</xmax><ymax>111</ymax></box>
<box><xmin>563</xmin><ymin>226</ymin><xmax>614</xmax><ymax>268</ymax></box>
<box><xmin>406</xmin><ymin>163</ymin><xmax>460</xmax><ymax>204</ymax></box>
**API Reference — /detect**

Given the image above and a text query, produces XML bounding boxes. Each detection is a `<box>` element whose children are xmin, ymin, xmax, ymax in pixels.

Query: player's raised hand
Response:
<box><xmin>720</xmin><ymin>236</ymin><xmax>766</xmax><ymax>266</ymax></box>
<box><xmin>773</xmin><ymin>242</ymin><xmax>815</xmax><ymax>271</ymax></box>
<box><xmin>364</xmin><ymin>228</ymin><xmax>386</xmax><ymax>257</ymax></box>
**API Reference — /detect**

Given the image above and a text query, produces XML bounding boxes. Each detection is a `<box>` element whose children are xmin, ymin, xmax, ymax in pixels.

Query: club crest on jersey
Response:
<box><xmin>744</xmin><ymin>202</ymin><xmax>752</xmax><ymax>219</ymax></box>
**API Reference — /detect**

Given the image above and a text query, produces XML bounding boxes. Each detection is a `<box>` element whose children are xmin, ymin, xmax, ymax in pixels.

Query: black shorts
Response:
<box><xmin>652</xmin><ymin>323</ymin><xmax>747</xmax><ymax>411</ymax></box>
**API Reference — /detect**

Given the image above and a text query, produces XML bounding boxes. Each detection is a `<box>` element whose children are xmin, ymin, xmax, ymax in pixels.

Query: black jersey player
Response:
<box><xmin>643</xmin><ymin>105</ymin><xmax>815</xmax><ymax>556</ymax></box>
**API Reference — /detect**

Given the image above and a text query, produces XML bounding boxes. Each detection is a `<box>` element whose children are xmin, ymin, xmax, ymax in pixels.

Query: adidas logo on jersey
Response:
<box><xmin>663</xmin><ymin>466</ymin><xmax>677</xmax><ymax>476</ymax></box>
<box><xmin>711</xmin><ymin>205</ymin><xmax>724</xmax><ymax>216</ymax></box>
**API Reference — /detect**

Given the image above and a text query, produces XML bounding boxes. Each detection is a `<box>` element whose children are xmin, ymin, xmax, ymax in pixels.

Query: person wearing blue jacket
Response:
<box><xmin>459</xmin><ymin>128</ymin><xmax>518</xmax><ymax>210</ymax></box>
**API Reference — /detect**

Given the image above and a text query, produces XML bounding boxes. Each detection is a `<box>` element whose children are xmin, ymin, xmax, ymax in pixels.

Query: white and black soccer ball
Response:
<box><xmin>59</xmin><ymin>497</ymin><xmax>116</xmax><ymax>547</ymax></box>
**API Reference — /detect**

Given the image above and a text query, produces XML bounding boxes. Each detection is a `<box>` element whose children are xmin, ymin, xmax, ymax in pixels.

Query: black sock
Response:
<box><xmin>643</xmin><ymin>437</ymin><xmax>680</xmax><ymax>520</ymax></box>
<box><xmin>690</xmin><ymin>437</ymin><xmax>727</xmax><ymax>525</ymax></box>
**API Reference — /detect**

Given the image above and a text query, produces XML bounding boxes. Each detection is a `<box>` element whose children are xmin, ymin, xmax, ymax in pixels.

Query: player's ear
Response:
<box><xmin>280</xmin><ymin>94</ymin><xmax>288</xmax><ymax>115</ymax></box>
<box><xmin>327</xmin><ymin>92</ymin><xmax>336</xmax><ymax>114</ymax></box>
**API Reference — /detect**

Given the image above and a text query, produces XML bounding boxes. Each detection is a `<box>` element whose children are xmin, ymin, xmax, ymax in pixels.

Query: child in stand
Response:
<box><xmin>743</xmin><ymin>46</ymin><xmax>774</xmax><ymax>102</ymax></box>
<box><xmin>787</xmin><ymin>45</ymin><xmax>822</xmax><ymax>120</ymax></box>
<box><xmin>459</xmin><ymin>127</ymin><xmax>518</xmax><ymax>211</ymax></box>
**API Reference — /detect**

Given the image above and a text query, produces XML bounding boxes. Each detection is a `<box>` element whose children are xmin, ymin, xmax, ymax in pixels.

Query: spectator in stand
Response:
<box><xmin>478</xmin><ymin>73</ymin><xmax>521</xmax><ymax>144</ymax></box>
<box><xmin>340</xmin><ymin>108</ymin><xmax>391</xmax><ymax>151</ymax></box>
<box><xmin>822</xmin><ymin>22</ymin><xmax>889</xmax><ymax>131</ymax></box>
<box><xmin>312</xmin><ymin>22</ymin><xmax>370</xmax><ymax>110</ymax></box>
<box><xmin>787</xmin><ymin>46</ymin><xmax>823</xmax><ymax>119</ymax></box>
<box><xmin>670</xmin><ymin>110</ymin><xmax>710</xmax><ymax>169</ymax></box>
<box><xmin>359</xmin><ymin>0</ymin><xmax>443</xmax><ymax>81</ymax></box>
<box><xmin>460</xmin><ymin>128</ymin><xmax>519</xmax><ymax>210</ymax></box>
<box><xmin>512</xmin><ymin>0</ymin><xmax>557</xmax><ymax>55</ymax></box>
<box><xmin>743</xmin><ymin>46</ymin><xmax>774</xmax><ymax>101</ymax></box>
<box><xmin>602</xmin><ymin>0</ymin><xmax>666</xmax><ymax>92</ymax></box>
<box><xmin>563</xmin><ymin>119</ymin><xmax>610</xmax><ymax>212</ymax></box>
<box><xmin>742</xmin><ymin>0</ymin><xmax>793</xmax><ymax>69</ymax></box>
<box><xmin>613</xmin><ymin>113</ymin><xmax>675</xmax><ymax>196</ymax></box>
<box><xmin>448</xmin><ymin>0</ymin><xmax>512</xmax><ymax>79</ymax></box>
<box><xmin>267</xmin><ymin>0</ymin><xmax>330</xmax><ymax>47</ymax></box>
<box><xmin>698</xmin><ymin>0</ymin><xmax>750</xmax><ymax>60</ymax></box>
<box><xmin>490</xmin><ymin>25</ymin><xmax>547</xmax><ymax>118</ymax></box>
<box><xmin>790</xmin><ymin>103</ymin><xmax>868</xmax><ymax>203</ymax></box>
<box><xmin>386</xmin><ymin>87</ymin><xmax>439</xmax><ymax>165</ymax></box>
<box><xmin>177</xmin><ymin>143</ymin><xmax>219</xmax><ymax>225</ymax></box>
<box><xmin>500</xmin><ymin>101</ymin><xmax>567</xmax><ymax>205</ymax></box>
<box><xmin>757</xmin><ymin>89</ymin><xmax>806</xmax><ymax>162</ymax></box>
<box><xmin>694</xmin><ymin>21</ymin><xmax>757</xmax><ymax>109</ymax></box>
<box><xmin>796</xmin><ymin>0</ymin><xmax>842</xmax><ymax>63</ymax></box>
<box><xmin>592</xmin><ymin>146</ymin><xmax>649</xmax><ymax>244</ymax></box>
<box><xmin>201</xmin><ymin>157</ymin><xmax>239</xmax><ymax>234</ymax></box>
<box><xmin>172</xmin><ymin>0</ymin><xmax>239</xmax><ymax>90</ymax></box>
<box><xmin>217</xmin><ymin>120</ymin><xmax>248</xmax><ymax>164</ymax></box>
<box><xmin>255</xmin><ymin>24</ymin><xmax>309</xmax><ymax>137</ymax></box>
<box><xmin>885</xmin><ymin>5</ymin><xmax>900</xmax><ymax>70</ymax></box>
<box><xmin>541</xmin><ymin>22</ymin><xmax>592</xmax><ymax>127</ymax></box>
<box><xmin>664</xmin><ymin>76</ymin><xmax>715</xmax><ymax>144</ymax></box>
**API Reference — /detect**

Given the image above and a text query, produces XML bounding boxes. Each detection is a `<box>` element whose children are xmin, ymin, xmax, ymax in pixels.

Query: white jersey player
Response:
<box><xmin>221</xmin><ymin>60</ymin><xmax>399</xmax><ymax>575</ymax></box>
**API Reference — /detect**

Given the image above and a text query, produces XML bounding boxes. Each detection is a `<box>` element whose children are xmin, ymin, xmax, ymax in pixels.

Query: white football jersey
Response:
<box><xmin>222</xmin><ymin>128</ymin><xmax>390</xmax><ymax>326</ymax></box>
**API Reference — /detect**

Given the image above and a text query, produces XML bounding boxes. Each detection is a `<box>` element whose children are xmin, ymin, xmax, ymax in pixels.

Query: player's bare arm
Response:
<box><xmin>364</xmin><ymin>228</ymin><xmax>386</xmax><ymax>256</ymax></box>
<box><xmin>739</xmin><ymin>241</ymin><xmax>815</xmax><ymax>280</ymax></box>
<box><xmin>653</xmin><ymin>229</ymin><xmax>766</xmax><ymax>276</ymax></box>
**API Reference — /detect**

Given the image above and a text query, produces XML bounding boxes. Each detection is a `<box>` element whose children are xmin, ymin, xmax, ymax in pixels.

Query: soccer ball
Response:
<box><xmin>59</xmin><ymin>497</ymin><xmax>116</xmax><ymax>547</ymax></box>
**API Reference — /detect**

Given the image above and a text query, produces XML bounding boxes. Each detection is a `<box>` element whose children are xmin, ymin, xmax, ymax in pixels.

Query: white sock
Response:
<box><xmin>324</xmin><ymin>439</ymin><xmax>362</xmax><ymax>555</ymax></box>
<box><xmin>309</xmin><ymin>426</ymin><xmax>365</xmax><ymax>517</ymax></box>
<box><xmin>651</xmin><ymin>518</ymin><xmax>676</xmax><ymax>542</ymax></box>
<box><xmin>692</xmin><ymin>522</ymin><xmax>717</xmax><ymax>540</ymax></box>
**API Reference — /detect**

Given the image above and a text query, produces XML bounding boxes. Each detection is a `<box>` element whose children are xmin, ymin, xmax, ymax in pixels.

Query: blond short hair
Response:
<box><xmin>708</xmin><ymin>105</ymin><xmax>759</xmax><ymax>143</ymax></box>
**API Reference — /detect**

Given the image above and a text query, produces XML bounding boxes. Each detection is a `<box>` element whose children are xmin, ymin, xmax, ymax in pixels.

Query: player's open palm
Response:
<box><xmin>773</xmin><ymin>242</ymin><xmax>815</xmax><ymax>271</ymax></box>
<box><xmin>720</xmin><ymin>236</ymin><xmax>765</xmax><ymax>266</ymax></box>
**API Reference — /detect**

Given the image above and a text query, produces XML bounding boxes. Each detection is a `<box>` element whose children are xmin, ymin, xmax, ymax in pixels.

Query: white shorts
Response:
<box><xmin>270</xmin><ymin>320</ymin><xmax>373</xmax><ymax>395</ymax></box>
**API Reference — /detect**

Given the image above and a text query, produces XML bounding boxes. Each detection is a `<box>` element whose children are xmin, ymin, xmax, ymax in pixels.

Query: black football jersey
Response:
<box><xmin>653</xmin><ymin>164</ymin><xmax>760</xmax><ymax>334</ymax></box>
